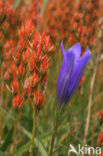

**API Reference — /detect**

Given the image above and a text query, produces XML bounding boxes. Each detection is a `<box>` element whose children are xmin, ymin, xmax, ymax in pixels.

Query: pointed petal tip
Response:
<box><xmin>61</xmin><ymin>40</ymin><xmax>65</xmax><ymax>56</ymax></box>
<box><xmin>60</xmin><ymin>40</ymin><xmax>64</xmax><ymax>49</ymax></box>
<box><xmin>76</xmin><ymin>42</ymin><xmax>81</xmax><ymax>46</ymax></box>
<box><xmin>70</xmin><ymin>42</ymin><xmax>81</xmax><ymax>59</ymax></box>
<box><xmin>85</xmin><ymin>46</ymin><xmax>92</xmax><ymax>56</ymax></box>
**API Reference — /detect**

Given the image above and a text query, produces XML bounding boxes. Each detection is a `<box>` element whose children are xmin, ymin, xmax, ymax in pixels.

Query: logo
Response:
<box><xmin>68</xmin><ymin>144</ymin><xmax>101</xmax><ymax>155</ymax></box>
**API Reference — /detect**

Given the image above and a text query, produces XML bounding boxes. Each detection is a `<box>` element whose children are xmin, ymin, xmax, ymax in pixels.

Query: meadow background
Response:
<box><xmin>0</xmin><ymin>0</ymin><xmax>103</xmax><ymax>155</ymax></box>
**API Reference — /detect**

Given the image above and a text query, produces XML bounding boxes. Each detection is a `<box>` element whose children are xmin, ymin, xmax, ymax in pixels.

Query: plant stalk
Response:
<box><xmin>49</xmin><ymin>106</ymin><xmax>63</xmax><ymax>156</ymax></box>
<box><xmin>11</xmin><ymin>111</ymin><xmax>20</xmax><ymax>155</ymax></box>
<box><xmin>29</xmin><ymin>103</ymin><xmax>37</xmax><ymax>156</ymax></box>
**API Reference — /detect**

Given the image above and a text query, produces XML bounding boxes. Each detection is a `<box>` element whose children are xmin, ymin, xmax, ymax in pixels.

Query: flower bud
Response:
<box><xmin>23</xmin><ymin>49</ymin><xmax>30</xmax><ymax>63</ymax></box>
<box><xmin>68</xmin><ymin>34</ymin><xmax>74</xmax><ymax>44</ymax></box>
<box><xmin>29</xmin><ymin>72</ymin><xmax>38</xmax><ymax>87</ymax></box>
<box><xmin>29</xmin><ymin>56</ymin><xmax>35</xmax><ymax>72</ymax></box>
<box><xmin>18</xmin><ymin>37</ymin><xmax>25</xmax><ymax>50</ymax></box>
<box><xmin>36</xmin><ymin>46</ymin><xmax>42</xmax><ymax>62</ymax></box>
<box><xmin>23</xmin><ymin>79</ymin><xmax>30</xmax><ymax>97</ymax></box>
<box><xmin>44</xmin><ymin>36</ymin><xmax>49</xmax><ymax>51</ymax></box>
<box><xmin>18</xmin><ymin>62</ymin><xmax>24</xmax><ymax>77</ymax></box>
<box><xmin>33</xmin><ymin>33</ymin><xmax>39</xmax><ymax>48</ymax></box>
<box><xmin>4</xmin><ymin>70</ymin><xmax>10</xmax><ymax>81</ymax></box>
<box><xmin>15</xmin><ymin>50</ymin><xmax>21</xmax><ymax>65</ymax></box>
<box><xmin>40</xmin><ymin>54</ymin><xmax>48</xmax><ymax>73</ymax></box>
<box><xmin>42</xmin><ymin>73</ymin><xmax>47</xmax><ymax>86</ymax></box>
<box><xmin>80</xmin><ymin>75</ymin><xmax>85</xmax><ymax>86</ymax></box>
<box><xmin>10</xmin><ymin>62</ymin><xmax>16</xmax><ymax>74</ymax></box>
<box><xmin>41</xmin><ymin>32</ymin><xmax>46</xmax><ymax>44</ymax></box>
<box><xmin>13</xmin><ymin>94</ymin><xmax>22</xmax><ymax>109</ymax></box>
<box><xmin>97</xmin><ymin>132</ymin><xmax>103</xmax><ymax>146</ymax></box>
<box><xmin>12</xmin><ymin>78</ymin><xmax>18</xmax><ymax>94</ymax></box>
<box><xmin>34</xmin><ymin>89</ymin><xmax>44</xmax><ymax>108</ymax></box>
<box><xmin>99</xmin><ymin>110</ymin><xmax>103</xmax><ymax>124</ymax></box>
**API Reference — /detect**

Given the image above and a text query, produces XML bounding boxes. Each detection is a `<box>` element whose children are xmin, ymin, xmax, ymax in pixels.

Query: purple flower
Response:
<box><xmin>57</xmin><ymin>41</ymin><xmax>92</xmax><ymax>109</ymax></box>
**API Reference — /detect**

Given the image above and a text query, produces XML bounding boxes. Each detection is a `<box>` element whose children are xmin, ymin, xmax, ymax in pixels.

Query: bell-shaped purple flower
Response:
<box><xmin>57</xmin><ymin>41</ymin><xmax>92</xmax><ymax>109</ymax></box>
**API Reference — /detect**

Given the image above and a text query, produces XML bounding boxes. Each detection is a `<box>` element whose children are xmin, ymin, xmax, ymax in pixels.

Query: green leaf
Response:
<box><xmin>0</xmin><ymin>127</ymin><xmax>13</xmax><ymax>151</ymax></box>
<box><xmin>19</xmin><ymin>125</ymin><xmax>48</xmax><ymax>156</ymax></box>
<box><xmin>0</xmin><ymin>151</ymin><xmax>9</xmax><ymax>156</ymax></box>
<box><xmin>40</xmin><ymin>0</ymin><xmax>49</xmax><ymax>15</ymax></box>
<box><xmin>13</xmin><ymin>0</ymin><xmax>21</xmax><ymax>8</ymax></box>
<box><xmin>15</xmin><ymin>142</ymin><xmax>31</xmax><ymax>155</ymax></box>
<box><xmin>1</xmin><ymin>108</ymin><xmax>48</xmax><ymax>156</ymax></box>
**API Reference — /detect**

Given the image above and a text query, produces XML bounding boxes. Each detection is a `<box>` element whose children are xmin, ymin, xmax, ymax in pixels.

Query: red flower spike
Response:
<box><xmin>13</xmin><ymin>94</ymin><xmax>22</xmax><ymax>109</ymax></box>
<box><xmin>33</xmin><ymin>34</ymin><xmax>39</xmax><ymax>49</ymax></box>
<box><xmin>29</xmin><ymin>56</ymin><xmax>35</xmax><ymax>71</ymax></box>
<box><xmin>10</xmin><ymin>61</ymin><xmax>16</xmax><ymax>73</ymax></box>
<box><xmin>18</xmin><ymin>37</ymin><xmax>25</xmax><ymax>50</ymax></box>
<box><xmin>85</xmin><ymin>15</ymin><xmax>90</xmax><ymax>22</ymax></box>
<box><xmin>97</xmin><ymin>132</ymin><xmax>103</xmax><ymax>146</ymax></box>
<box><xmin>99</xmin><ymin>110</ymin><xmax>103</xmax><ymax>123</ymax></box>
<box><xmin>35</xmin><ymin>89</ymin><xmax>44</xmax><ymax>107</ymax></box>
<box><xmin>87</xmin><ymin>2</ymin><xmax>93</xmax><ymax>10</ymax></box>
<box><xmin>36</xmin><ymin>45</ymin><xmax>42</xmax><ymax>61</ymax></box>
<box><xmin>30</xmin><ymin>72</ymin><xmax>39</xmax><ymax>87</ymax></box>
<box><xmin>15</xmin><ymin>50</ymin><xmax>21</xmax><ymax>64</ymax></box>
<box><xmin>40</xmin><ymin>54</ymin><xmax>48</xmax><ymax>73</ymax></box>
<box><xmin>23</xmin><ymin>49</ymin><xmax>30</xmax><ymax>63</ymax></box>
<box><xmin>48</xmin><ymin>44</ymin><xmax>54</xmax><ymax>52</ymax></box>
<box><xmin>12</xmin><ymin>78</ymin><xmax>19</xmax><ymax>93</ymax></box>
<box><xmin>19</xmin><ymin>24</ymin><xmax>26</xmax><ymax>38</ymax></box>
<box><xmin>41</xmin><ymin>32</ymin><xmax>46</xmax><ymax>44</ymax></box>
<box><xmin>26</xmin><ymin>19</ymin><xmax>33</xmax><ymax>38</ymax></box>
<box><xmin>42</xmin><ymin>73</ymin><xmax>47</xmax><ymax>86</ymax></box>
<box><xmin>80</xmin><ymin>75</ymin><xmax>85</xmax><ymax>85</ymax></box>
<box><xmin>1</xmin><ymin>1</ymin><xmax>55</xmax><ymax>110</ymax></box>
<box><xmin>44</xmin><ymin>36</ymin><xmax>50</xmax><ymax>51</ymax></box>
<box><xmin>68</xmin><ymin>34</ymin><xmax>74</xmax><ymax>45</ymax></box>
<box><xmin>98</xmin><ymin>152</ymin><xmax>103</xmax><ymax>156</ymax></box>
<box><xmin>23</xmin><ymin>79</ymin><xmax>30</xmax><ymax>97</ymax></box>
<box><xmin>73</xmin><ymin>22</ymin><xmax>78</xmax><ymax>30</ymax></box>
<box><xmin>5</xmin><ymin>52</ymin><xmax>10</xmax><ymax>60</ymax></box>
<box><xmin>4</xmin><ymin>71</ymin><xmax>9</xmax><ymax>81</ymax></box>
<box><xmin>18</xmin><ymin>62</ymin><xmax>24</xmax><ymax>77</ymax></box>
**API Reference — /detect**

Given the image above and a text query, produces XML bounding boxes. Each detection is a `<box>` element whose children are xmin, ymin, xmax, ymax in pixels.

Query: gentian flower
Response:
<box><xmin>57</xmin><ymin>41</ymin><xmax>92</xmax><ymax>109</ymax></box>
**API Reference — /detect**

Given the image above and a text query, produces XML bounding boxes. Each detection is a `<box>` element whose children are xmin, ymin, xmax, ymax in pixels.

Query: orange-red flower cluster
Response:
<box><xmin>4</xmin><ymin>18</ymin><xmax>54</xmax><ymax>109</ymax></box>
<box><xmin>97</xmin><ymin>132</ymin><xmax>103</xmax><ymax>146</ymax></box>
<box><xmin>44</xmin><ymin>0</ymin><xmax>76</xmax><ymax>41</ymax></box>
<box><xmin>44</xmin><ymin>0</ymin><xmax>102</xmax><ymax>48</ymax></box>
<box><xmin>80</xmin><ymin>75</ymin><xmax>85</xmax><ymax>86</ymax></box>
<box><xmin>98</xmin><ymin>152</ymin><xmax>103</xmax><ymax>156</ymax></box>
<box><xmin>77</xmin><ymin>0</ymin><xmax>101</xmax><ymax>48</ymax></box>
<box><xmin>0</xmin><ymin>0</ymin><xmax>54</xmax><ymax>110</ymax></box>
<box><xmin>99</xmin><ymin>110</ymin><xmax>103</xmax><ymax>123</ymax></box>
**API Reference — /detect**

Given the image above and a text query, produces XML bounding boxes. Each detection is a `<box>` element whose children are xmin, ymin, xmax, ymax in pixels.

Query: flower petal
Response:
<box><xmin>57</xmin><ymin>53</ymin><xmax>75</xmax><ymax>108</ymax></box>
<box><xmin>57</xmin><ymin>42</ymin><xmax>92</xmax><ymax>109</ymax></box>
<box><xmin>67</xmin><ymin>43</ymin><xmax>81</xmax><ymax>59</ymax></box>
<box><xmin>66</xmin><ymin>48</ymin><xmax>92</xmax><ymax>102</ymax></box>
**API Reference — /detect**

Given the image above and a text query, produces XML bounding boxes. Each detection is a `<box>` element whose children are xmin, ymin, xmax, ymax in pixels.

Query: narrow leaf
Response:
<box><xmin>40</xmin><ymin>0</ymin><xmax>49</xmax><ymax>15</ymax></box>
<box><xmin>13</xmin><ymin>0</ymin><xmax>21</xmax><ymax>8</ymax></box>
<box><xmin>1</xmin><ymin>108</ymin><xmax>48</xmax><ymax>156</ymax></box>
<box><xmin>15</xmin><ymin>142</ymin><xmax>31</xmax><ymax>156</ymax></box>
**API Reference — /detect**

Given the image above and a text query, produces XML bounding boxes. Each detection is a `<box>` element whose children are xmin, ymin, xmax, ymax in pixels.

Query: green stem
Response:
<box><xmin>0</xmin><ymin>92</ymin><xmax>9</xmax><ymax>138</ymax></box>
<box><xmin>12</xmin><ymin>112</ymin><xmax>20</xmax><ymax>155</ymax></box>
<box><xmin>49</xmin><ymin>106</ymin><xmax>64</xmax><ymax>156</ymax></box>
<box><xmin>0</xmin><ymin>68</ymin><xmax>3</xmax><ymax>142</ymax></box>
<box><xmin>49</xmin><ymin>119</ymin><xmax>58</xmax><ymax>156</ymax></box>
<box><xmin>29</xmin><ymin>104</ymin><xmax>37</xmax><ymax>156</ymax></box>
